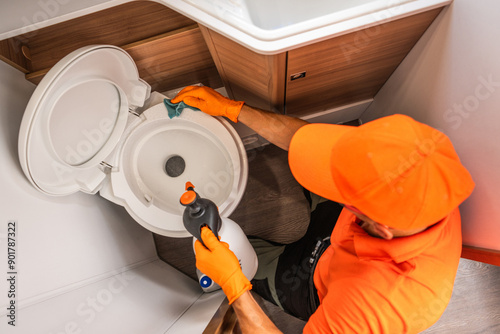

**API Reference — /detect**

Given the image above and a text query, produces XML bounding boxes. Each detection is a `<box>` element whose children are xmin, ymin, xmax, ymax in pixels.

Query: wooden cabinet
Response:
<box><xmin>199</xmin><ymin>26</ymin><xmax>286</xmax><ymax>113</ymax></box>
<box><xmin>286</xmin><ymin>8</ymin><xmax>443</xmax><ymax>116</ymax></box>
<box><xmin>201</xmin><ymin>7</ymin><xmax>444</xmax><ymax>117</ymax></box>
<box><xmin>0</xmin><ymin>1</ymin><xmax>222</xmax><ymax>93</ymax></box>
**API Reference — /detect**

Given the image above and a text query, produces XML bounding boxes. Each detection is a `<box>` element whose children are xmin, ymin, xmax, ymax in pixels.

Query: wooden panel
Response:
<box><xmin>286</xmin><ymin>7</ymin><xmax>443</xmax><ymax>116</ymax></box>
<box><xmin>0</xmin><ymin>39</ymin><xmax>32</xmax><ymax>73</ymax></box>
<box><xmin>200</xmin><ymin>25</ymin><xmax>286</xmax><ymax>113</ymax></box>
<box><xmin>8</xmin><ymin>1</ymin><xmax>195</xmax><ymax>73</ymax></box>
<box><xmin>124</xmin><ymin>26</ymin><xmax>222</xmax><ymax>92</ymax></box>
<box><xmin>12</xmin><ymin>1</ymin><xmax>222</xmax><ymax>91</ymax></box>
<box><xmin>27</xmin><ymin>26</ymin><xmax>222</xmax><ymax>90</ymax></box>
<box><xmin>462</xmin><ymin>245</ymin><xmax>500</xmax><ymax>267</ymax></box>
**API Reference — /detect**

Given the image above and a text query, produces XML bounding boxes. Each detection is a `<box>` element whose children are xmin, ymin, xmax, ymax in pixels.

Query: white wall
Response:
<box><xmin>361</xmin><ymin>0</ymin><xmax>500</xmax><ymax>250</ymax></box>
<box><xmin>0</xmin><ymin>60</ymin><xmax>158</xmax><ymax>313</ymax></box>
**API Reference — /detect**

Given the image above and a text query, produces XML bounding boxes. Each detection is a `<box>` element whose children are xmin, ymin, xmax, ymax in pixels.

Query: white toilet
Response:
<box><xmin>18</xmin><ymin>45</ymin><xmax>248</xmax><ymax>237</ymax></box>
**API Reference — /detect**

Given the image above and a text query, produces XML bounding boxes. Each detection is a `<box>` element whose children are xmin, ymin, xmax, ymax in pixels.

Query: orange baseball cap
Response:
<box><xmin>288</xmin><ymin>114</ymin><xmax>475</xmax><ymax>230</ymax></box>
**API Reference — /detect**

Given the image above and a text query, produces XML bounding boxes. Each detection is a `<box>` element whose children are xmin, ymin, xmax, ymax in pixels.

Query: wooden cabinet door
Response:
<box><xmin>199</xmin><ymin>26</ymin><xmax>286</xmax><ymax>113</ymax></box>
<box><xmin>1</xmin><ymin>1</ymin><xmax>222</xmax><ymax>92</ymax></box>
<box><xmin>285</xmin><ymin>8</ymin><xmax>443</xmax><ymax>116</ymax></box>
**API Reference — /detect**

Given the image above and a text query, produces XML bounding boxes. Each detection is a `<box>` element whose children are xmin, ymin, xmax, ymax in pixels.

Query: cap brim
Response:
<box><xmin>288</xmin><ymin>123</ymin><xmax>354</xmax><ymax>204</ymax></box>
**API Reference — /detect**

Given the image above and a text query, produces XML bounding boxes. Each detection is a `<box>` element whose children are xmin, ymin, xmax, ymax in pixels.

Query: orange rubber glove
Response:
<box><xmin>194</xmin><ymin>226</ymin><xmax>252</xmax><ymax>304</ymax></box>
<box><xmin>172</xmin><ymin>86</ymin><xmax>244</xmax><ymax>123</ymax></box>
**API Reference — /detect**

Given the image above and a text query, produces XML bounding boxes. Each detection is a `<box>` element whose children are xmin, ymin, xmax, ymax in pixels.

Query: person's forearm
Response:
<box><xmin>238</xmin><ymin>105</ymin><xmax>309</xmax><ymax>151</ymax></box>
<box><xmin>232</xmin><ymin>291</ymin><xmax>283</xmax><ymax>334</ymax></box>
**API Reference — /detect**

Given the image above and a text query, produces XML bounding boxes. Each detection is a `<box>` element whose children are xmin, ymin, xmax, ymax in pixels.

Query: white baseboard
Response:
<box><xmin>298</xmin><ymin>99</ymin><xmax>373</xmax><ymax>124</ymax></box>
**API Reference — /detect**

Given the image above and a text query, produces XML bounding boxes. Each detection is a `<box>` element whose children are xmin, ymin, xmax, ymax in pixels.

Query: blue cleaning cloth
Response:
<box><xmin>163</xmin><ymin>98</ymin><xmax>200</xmax><ymax>119</ymax></box>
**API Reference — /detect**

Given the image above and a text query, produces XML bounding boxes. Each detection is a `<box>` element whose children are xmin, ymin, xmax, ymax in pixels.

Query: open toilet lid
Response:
<box><xmin>18</xmin><ymin>45</ymin><xmax>150</xmax><ymax>195</ymax></box>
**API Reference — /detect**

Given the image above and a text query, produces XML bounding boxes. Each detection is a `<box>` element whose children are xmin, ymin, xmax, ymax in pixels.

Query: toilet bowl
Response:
<box><xmin>18</xmin><ymin>45</ymin><xmax>248</xmax><ymax>237</ymax></box>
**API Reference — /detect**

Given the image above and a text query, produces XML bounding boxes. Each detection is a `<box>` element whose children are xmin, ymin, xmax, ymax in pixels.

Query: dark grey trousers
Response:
<box><xmin>250</xmin><ymin>190</ymin><xmax>343</xmax><ymax>320</ymax></box>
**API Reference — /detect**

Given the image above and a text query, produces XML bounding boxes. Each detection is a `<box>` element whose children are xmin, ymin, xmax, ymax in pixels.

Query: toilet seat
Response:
<box><xmin>19</xmin><ymin>45</ymin><xmax>248</xmax><ymax>237</ymax></box>
<box><xmin>18</xmin><ymin>45</ymin><xmax>150</xmax><ymax>195</ymax></box>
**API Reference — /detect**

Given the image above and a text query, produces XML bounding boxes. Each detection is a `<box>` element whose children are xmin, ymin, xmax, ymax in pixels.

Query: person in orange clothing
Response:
<box><xmin>172</xmin><ymin>86</ymin><xmax>475</xmax><ymax>333</ymax></box>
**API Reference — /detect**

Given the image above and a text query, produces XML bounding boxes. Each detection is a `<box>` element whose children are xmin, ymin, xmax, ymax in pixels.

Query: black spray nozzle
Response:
<box><xmin>180</xmin><ymin>182</ymin><xmax>221</xmax><ymax>246</ymax></box>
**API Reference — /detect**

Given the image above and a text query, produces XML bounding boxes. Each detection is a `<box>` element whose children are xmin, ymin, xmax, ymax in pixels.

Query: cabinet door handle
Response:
<box><xmin>290</xmin><ymin>71</ymin><xmax>306</xmax><ymax>81</ymax></box>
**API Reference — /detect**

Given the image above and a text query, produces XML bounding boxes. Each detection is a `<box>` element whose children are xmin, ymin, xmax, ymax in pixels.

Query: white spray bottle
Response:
<box><xmin>180</xmin><ymin>182</ymin><xmax>258</xmax><ymax>292</ymax></box>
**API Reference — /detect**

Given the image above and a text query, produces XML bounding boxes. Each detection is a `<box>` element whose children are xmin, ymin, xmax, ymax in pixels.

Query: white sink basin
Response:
<box><xmin>243</xmin><ymin>0</ymin><xmax>412</xmax><ymax>30</ymax></box>
<box><xmin>186</xmin><ymin>0</ymin><xmax>415</xmax><ymax>33</ymax></box>
<box><xmin>160</xmin><ymin>0</ymin><xmax>451</xmax><ymax>54</ymax></box>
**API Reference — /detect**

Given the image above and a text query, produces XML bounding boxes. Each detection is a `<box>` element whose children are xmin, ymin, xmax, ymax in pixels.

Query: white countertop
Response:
<box><xmin>159</xmin><ymin>0</ymin><xmax>451</xmax><ymax>54</ymax></box>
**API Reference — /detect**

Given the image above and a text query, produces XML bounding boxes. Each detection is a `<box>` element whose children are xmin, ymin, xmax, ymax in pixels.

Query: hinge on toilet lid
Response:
<box><xmin>128</xmin><ymin>107</ymin><xmax>140</xmax><ymax>117</ymax></box>
<box><xmin>99</xmin><ymin>161</ymin><xmax>113</xmax><ymax>174</ymax></box>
